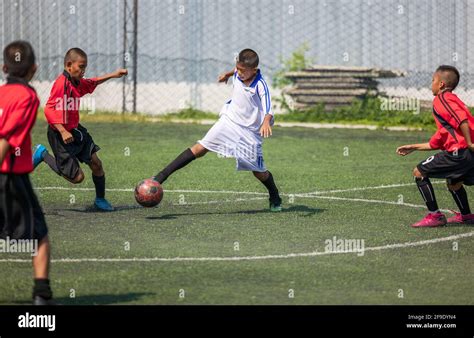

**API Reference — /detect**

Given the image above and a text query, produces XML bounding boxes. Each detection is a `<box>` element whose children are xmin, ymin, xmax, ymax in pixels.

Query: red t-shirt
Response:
<box><xmin>429</xmin><ymin>91</ymin><xmax>474</xmax><ymax>152</ymax></box>
<box><xmin>44</xmin><ymin>71</ymin><xmax>98</xmax><ymax>131</ymax></box>
<box><xmin>0</xmin><ymin>77</ymin><xmax>40</xmax><ymax>174</ymax></box>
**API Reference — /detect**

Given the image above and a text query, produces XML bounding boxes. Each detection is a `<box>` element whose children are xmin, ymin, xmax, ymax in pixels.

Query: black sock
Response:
<box><xmin>449</xmin><ymin>186</ymin><xmax>471</xmax><ymax>215</ymax></box>
<box><xmin>261</xmin><ymin>171</ymin><xmax>281</xmax><ymax>203</ymax></box>
<box><xmin>92</xmin><ymin>175</ymin><xmax>106</xmax><ymax>199</ymax></box>
<box><xmin>33</xmin><ymin>278</ymin><xmax>52</xmax><ymax>299</ymax></box>
<box><xmin>43</xmin><ymin>153</ymin><xmax>61</xmax><ymax>175</ymax></box>
<box><xmin>154</xmin><ymin>148</ymin><xmax>196</xmax><ymax>184</ymax></box>
<box><xmin>415</xmin><ymin>177</ymin><xmax>439</xmax><ymax>212</ymax></box>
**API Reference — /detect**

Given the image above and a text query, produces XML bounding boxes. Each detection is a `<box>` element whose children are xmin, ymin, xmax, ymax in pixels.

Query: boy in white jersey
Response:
<box><xmin>153</xmin><ymin>49</ymin><xmax>282</xmax><ymax>211</ymax></box>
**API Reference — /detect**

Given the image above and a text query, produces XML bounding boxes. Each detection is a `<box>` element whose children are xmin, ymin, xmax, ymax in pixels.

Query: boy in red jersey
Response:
<box><xmin>33</xmin><ymin>48</ymin><xmax>127</xmax><ymax>211</ymax></box>
<box><xmin>397</xmin><ymin>65</ymin><xmax>474</xmax><ymax>227</ymax></box>
<box><xmin>0</xmin><ymin>41</ymin><xmax>55</xmax><ymax>304</ymax></box>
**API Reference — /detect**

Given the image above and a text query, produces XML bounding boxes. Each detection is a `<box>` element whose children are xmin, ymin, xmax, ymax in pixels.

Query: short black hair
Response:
<box><xmin>237</xmin><ymin>49</ymin><xmax>259</xmax><ymax>68</ymax></box>
<box><xmin>64</xmin><ymin>47</ymin><xmax>87</xmax><ymax>66</ymax></box>
<box><xmin>3</xmin><ymin>40</ymin><xmax>36</xmax><ymax>78</ymax></box>
<box><xmin>436</xmin><ymin>65</ymin><xmax>460</xmax><ymax>90</ymax></box>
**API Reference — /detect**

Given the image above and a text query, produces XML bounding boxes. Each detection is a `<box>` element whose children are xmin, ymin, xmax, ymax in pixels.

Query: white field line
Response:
<box><xmin>35</xmin><ymin>186</ymin><xmax>268</xmax><ymax>195</ymax></box>
<box><xmin>1</xmin><ymin>231</ymin><xmax>472</xmax><ymax>263</ymax></box>
<box><xmin>35</xmin><ymin>181</ymin><xmax>445</xmax><ymax>197</ymax></box>
<box><xmin>299</xmin><ymin>195</ymin><xmax>453</xmax><ymax>213</ymax></box>
<box><xmin>298</xmin><ymin>181</ymin><xmax>445</xmax><ymax>196</ymax></box>
<box><xmin>1</xmin><ymin>192</ymin><xmax>471</xmax><ymax>263</ymax></box>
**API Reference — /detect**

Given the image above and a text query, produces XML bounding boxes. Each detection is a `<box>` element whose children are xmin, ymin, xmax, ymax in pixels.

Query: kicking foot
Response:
<box><xmin>33</xmin><ymin>296</ymin><xmax>57</xmax><ymax>305</ymax></box>
<box><xmin>446</xmin><ymin>211</ymin><xmax>474</xmax><ymax>224</ymax></box>
<box><xmin>411</xmin><ymin>212</ymin><xmax>447</xmax><ymax>228</ymax></box>
<box><xmin>94</xmin><ymin>198</ymin><xmax>114</xmax><ymax>211</ymax></box>
<box><xmin>32</xmin><ymin>144</ymin><xmax>47</xmax><ymax>169</ymax></box>
<box><xmin>269</xmin><ymin>196</ymin><xmax>282</xmax><ymax>212</ymax></box>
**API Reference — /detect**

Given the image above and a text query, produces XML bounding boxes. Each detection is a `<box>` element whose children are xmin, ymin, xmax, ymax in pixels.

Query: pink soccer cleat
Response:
<box><xmin>411</xmin><ymin>212</ymin><xmax>447</xmax><ymax>228</ymax></box>
<box><xmin>446</xmin><ymin>211</ymin><xmax>474</xmax><ymax>224</ymax></box>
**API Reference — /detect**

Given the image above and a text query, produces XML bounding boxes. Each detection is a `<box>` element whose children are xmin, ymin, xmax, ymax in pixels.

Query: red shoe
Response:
<box><xmin>411</xmin><ymin>212</ymin><xmax>447</xmax><ymax>228</ymax></box>
<box><xmin>446</xmin><ymin>211</ymin><xmax>474</xmax><ymax>224</ymax></box>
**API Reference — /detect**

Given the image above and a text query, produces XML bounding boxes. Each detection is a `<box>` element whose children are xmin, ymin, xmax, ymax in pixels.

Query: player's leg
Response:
<box><xmin>34</xmin><ymin>127</ymin><xmax>85</xmax><ymax>184</ymax></box>
<box><xmin>87</xmin><ymin>152</ymin><xmax>113</xmax><ymax>211</ymax></box>
<box><xmin>33</xmin><ymin>144</ymin><xmax>65</xmax><ymax>177</ymax></box>
<box><xmin>413</xmin><ymin>167</ymin><xmax>440</xmax><ymax>212</ymax></box>
<box><xmin>4</xmin><ymin>174</ymin><xmax>56</xmax><ymax>305</ymax></box>
<box><xmin>253</xmin><ymin>170</ymin><xmax>282</xmax><ymax>212</ymax></box>
<box><xmin>446</xmin><ymin>179</ymin><xmax>474</xmax><ymax>224</ymax></box>
<box><xmin>154</xmin><ymin>143</ymin><xmax>207</xmax><ymax>184</ymax></box>
<box><xmin>32</xmin><ymin>236</ymin><xmax>55</xmax><ymax>305</ymax></box>
<box><xmin>27</xmin><ymin>174</ymin><xmax>55</xmax><ymax>305</ymax></box>
<box><xmin>412</xmin><ymin>165</ymin><xmax>446</xmax><ymax>227</ymax></box>
<box><xmin>33</xmin><ymin>126</ymin><xmax>64</xmax><ymax>173</ymax></box>
<box><xmin>413</xmin><ymin>149</ymin><xmax>474</xmax><ymax>227</ymax></box>
<box><xmin>191</xmin><ymin>143</ymin><xmax>209</xmax><ymax>158</ymax></box>
<box><xmin>32</xmin><ymin>236</ymin><xmax>50</xmax><ymax>279</ymax></box>
<box><xmin>40</xmin><ymin>149</ymin><xmax>85</xmax><ymax>185</ymax></box>
<box><xmin>65</xmin><ymin>124</ymin><xmax>113</xmax><ymax>211</ymax></box>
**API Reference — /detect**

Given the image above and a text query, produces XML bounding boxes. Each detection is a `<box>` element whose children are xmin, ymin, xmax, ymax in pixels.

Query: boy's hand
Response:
<box><xmin>468</xmin><ymin>144</ymin><xmax>474</xmax><ymax>152</ymax></box>
<box><xmin>396</xmin><ymin>145</ymin><xmax>416</xmax><ymax>156</ymax></box>
<box><xmin>113</xmin><ymin>69</ymin><xmax>128</xmax><ymax>78</ymax></box>
<box><xmin>260</xmin><ymin>121</ymin><xmax>272</xmax><ymax>138</ymax></box>
<box><xmin>218</xmin><ymin>73</ymin><xmax>230</xmax><ymax>83</ymax></box>
<box><xmin>61</xmin><ymin>130</ymin><xmax>74</xmax><ymax>144</ymax></box>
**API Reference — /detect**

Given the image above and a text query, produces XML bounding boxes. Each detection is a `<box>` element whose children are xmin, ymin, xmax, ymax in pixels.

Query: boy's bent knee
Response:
<box><xmin>447</xmin><ymin>181</ymin><xmax>463</xmax><ymax>191</ymax></box>
<box><xmin>413</xmin><ymin>167</ymin><xmax>424</xmax><ymax>178</ymax></box>
<box><xmin>71</xmin><ymin>171</ymin><xmax>85</xmax><ymax>184</ymax></box>
<box><xmin>190</xmin><ymin>144</ymin><xmax>208</xmax><ymax>158</ymax></box>
<box><xmin>253</xmin><ymin>170</ymin><xmax>269</xmax><ymax>181</ymax></box>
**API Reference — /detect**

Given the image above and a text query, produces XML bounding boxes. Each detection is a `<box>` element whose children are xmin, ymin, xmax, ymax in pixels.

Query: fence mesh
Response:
<box><xmin>1</xmin><ymin>0</ymin><xmax>473</xmax><ymax>114</ymax></box>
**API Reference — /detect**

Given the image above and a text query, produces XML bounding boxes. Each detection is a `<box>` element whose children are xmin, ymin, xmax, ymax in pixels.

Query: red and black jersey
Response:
<box><xmin>44</xmin><ymin>70</ymin><xmax>97</xmax><ymax>131</ymax></box>
<box><xmin>430</xmin><ymin>91</ymin><xmax>474</xmax><ymax>152</ymax></box>
<box><xmin>0</xmin><ymin>77</ymin><xmax>40</xmax><ymax>174</ymax></box>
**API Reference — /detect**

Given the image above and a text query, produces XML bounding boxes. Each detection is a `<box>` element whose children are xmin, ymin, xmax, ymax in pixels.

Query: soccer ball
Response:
<box><xmin>134</xmin><ymin>178</ymin><xmax>164</xmax><ymax>207</ymax></box>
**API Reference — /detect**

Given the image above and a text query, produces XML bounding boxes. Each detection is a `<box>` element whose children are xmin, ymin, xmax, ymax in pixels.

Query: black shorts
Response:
<box><xmin>47</xmin><ymin>124</ymin><xmax>100</xmax><ymax>180</ymax></box>
<box><xmin>0</xmin><ymin>173</ymin><xmax>48</xmax><ymax>241</ymax></box>
<box><xmin>417</xmin><ymin>149</ymin><xmax>474</xmax><ymax>185</ymax></box>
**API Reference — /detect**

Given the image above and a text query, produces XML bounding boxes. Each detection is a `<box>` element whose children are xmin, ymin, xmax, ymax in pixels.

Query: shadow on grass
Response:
<box><xmin>48</xmin><ymin>205</ymin><xmax>144</xmax><ymax>214</ymax></box>
<box><xmin>443</xmin><ymin>223</ymin><xmax>474</xmax><ymax>229</ymax></box>
<box><xmin>146</xmin><ymin>204</ymin><xmax>325</xmax><ymax>220</ymax></box>
<box><xmin>7</xmin><ymin>292</ymin><xmax>153</xmax><ymax>305</ymax></box>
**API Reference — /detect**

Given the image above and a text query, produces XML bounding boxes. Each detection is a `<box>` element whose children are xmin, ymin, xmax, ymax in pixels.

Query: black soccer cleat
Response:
<box><xmin>269</xmin><ymin>196</ymin><xmax>282</xmax><ymax>212</ymax></box>
<box><xmin>33</xmin><ymin>296</ymin><xmax>58</xmax><ymax>306</ymax></box>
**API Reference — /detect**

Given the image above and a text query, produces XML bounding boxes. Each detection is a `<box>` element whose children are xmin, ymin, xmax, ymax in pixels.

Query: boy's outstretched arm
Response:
<box><xmin>0</xmin><ymin>138</ymin><xmax>10</xmax><ymax>166</ymax></box>
<box><xmin>218</xmin><ymin>70</ymin><xmax>235</xmax><ymax>83</ymax></box>
<box><xmin>396</xmin><ymin>142</ymin><xmax>433</xmax><ymax>156</ymax></box>
<box><xmin>95</xmin><ymin>68</ymin><xmax>128</xmax><ymax>85</ymax></box>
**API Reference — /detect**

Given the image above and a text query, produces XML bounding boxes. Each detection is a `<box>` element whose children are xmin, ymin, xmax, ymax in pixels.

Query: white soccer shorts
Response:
<box><xmin>198</xmin><ymin>114</ymin><xmax>266</xmax><ymax>172</ymax></box>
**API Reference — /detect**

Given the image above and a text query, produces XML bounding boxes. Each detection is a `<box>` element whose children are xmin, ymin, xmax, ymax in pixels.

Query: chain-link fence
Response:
<box><xmin>1</xmin><ymin>0</ymin><xmax>473</xmax><ymax>114</ymax></box>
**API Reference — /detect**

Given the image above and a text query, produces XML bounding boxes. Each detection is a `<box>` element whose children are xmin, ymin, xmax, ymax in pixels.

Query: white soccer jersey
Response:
<box><xmin>221</xmin><ymin>69</ymin><xmax>274</xmax><ymax>133</ymax></box>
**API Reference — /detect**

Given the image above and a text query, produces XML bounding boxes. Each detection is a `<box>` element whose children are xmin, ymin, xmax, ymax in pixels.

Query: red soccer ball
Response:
<box><xmin>134</xmin><ymin>179</ymin><xmax>164</xmax><ymax>207</ymax></box>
